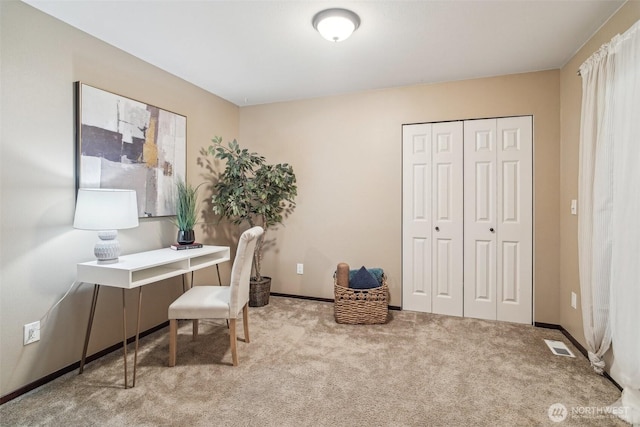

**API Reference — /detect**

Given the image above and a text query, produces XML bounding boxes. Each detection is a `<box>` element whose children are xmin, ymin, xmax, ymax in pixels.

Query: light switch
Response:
<box><xmin>571</xmin><ymin>199</ymin><xmax>577</xmax><ymax>215</ymax></box>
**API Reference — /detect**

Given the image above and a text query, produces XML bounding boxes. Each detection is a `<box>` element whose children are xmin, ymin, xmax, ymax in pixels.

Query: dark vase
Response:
<box><xmin>177</xmin><ymin>229</ymin><xmax>195</xmax><ymax>245</ymax></box>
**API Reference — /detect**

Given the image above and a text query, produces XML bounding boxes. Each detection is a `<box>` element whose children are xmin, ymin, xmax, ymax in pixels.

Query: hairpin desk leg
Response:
<box><xmin>132</xmin><ymin>287</ymin><xmax>142</xmax><ymax>387</ymax></box>
<box><xmin>122</xmin><ymin>289</ymin><xmax>129</xmax><ymax>389</ymax></box>
<box><xmin>217</xmin><ymin>265</ymin><xmax>227</xmax><ymax>327</ymax></box>
<box><xmin>182</xmin><ymin>271</ymin><xmax>194</xmax><ymax>293</ymax></box>
<box><xmin>79</xmin><ymin>284</ymin><xmax>100</xmax><ymax>375</ymax></box>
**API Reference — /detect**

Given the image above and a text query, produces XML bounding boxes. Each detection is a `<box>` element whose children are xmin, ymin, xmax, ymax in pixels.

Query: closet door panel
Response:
<box><xmin>496</xmin><ymin>116</ymin><xmax>533</xmax><ymax>324</ymax></box>
<box><xmin>431</xmin><ymin>122</ymin><xmax>463</xmax><ymax>316</ymax></box>
<box><xmin>402</xmin><ymin>124</ymin><xmax>433</xmax><ymax>312</ymax></box>
<box><xmin>464</xmin><ymin>119</ymin><xmax>498</xmax><ymax>320</ymax></box>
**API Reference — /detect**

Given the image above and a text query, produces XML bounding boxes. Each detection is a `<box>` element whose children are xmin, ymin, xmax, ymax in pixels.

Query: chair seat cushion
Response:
<box><xmin>168</xmin><ymin>286</ymin><xmax>230</xmax><ymax>319</ymax></box>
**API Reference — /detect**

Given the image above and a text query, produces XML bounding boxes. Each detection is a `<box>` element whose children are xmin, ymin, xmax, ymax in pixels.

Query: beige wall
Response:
<box><xmin>0</xmin><ymin>1</ymin><xmax>238</xmax><ymax>397</ymax></box>
<box><xmin>559</xmin><ymin>2</ymin><xmax>640</xmax><ymax>352</ymax></box>
<box><xmin>239</xmin><ymin>71</ymin><xmax>561</xmax><ymax>323</ymax></box>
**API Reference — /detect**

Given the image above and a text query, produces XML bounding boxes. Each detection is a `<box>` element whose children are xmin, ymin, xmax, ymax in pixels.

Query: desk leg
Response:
<box><xmin>182</xmin><ymin>271</ymin><xmax>195</xmax><ymax>292</ymax></box>
<box><xmin>132</xmin><ymin>287</ymin><xmax>142</xmax><ymax>387</ymax></box>
<box><xmin>221</xmin><ymin>266</ymin><xmax>227</xmax><ymax>328</ymax></box>
<box><xmin>122</xmin><ymin>289</ymin><xmax>129</xmax><ymax>389</ymax></box>
<box><xmin>79</xmin><ymin>284</ymin><xmax>100</xmax><ymax>375</ymax></box>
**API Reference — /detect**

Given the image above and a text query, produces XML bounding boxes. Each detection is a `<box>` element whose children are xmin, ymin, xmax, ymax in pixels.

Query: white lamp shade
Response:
<box><xmin>313</xmin><ymin>9</ymin><xmax>360</xmax><ymax>42</ymax></box>
<box><xmin>73</xmin><ymin>188</ymin><xmax>139</xmax><ymax>230</ymax></box>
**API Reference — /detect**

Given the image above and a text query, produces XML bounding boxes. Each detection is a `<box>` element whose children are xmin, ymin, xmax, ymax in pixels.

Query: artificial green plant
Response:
<box><xmin>207</xmin><ymin>136</ymin><xmax>297</xmax><ymax>281</ymax></box>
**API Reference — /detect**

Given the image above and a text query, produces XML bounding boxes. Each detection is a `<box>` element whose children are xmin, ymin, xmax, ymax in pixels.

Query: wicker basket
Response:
<box><xmin>334</xmin><ymin>274</ymin><xmax>389</xmax><ymax>324</ymax></box>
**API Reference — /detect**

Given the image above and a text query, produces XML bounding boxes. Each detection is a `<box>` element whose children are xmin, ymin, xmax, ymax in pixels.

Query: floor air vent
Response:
<box><xmin>544</xmin><ymin>339</ymin><xmax>575</xmax><ymax>357</ymax></box>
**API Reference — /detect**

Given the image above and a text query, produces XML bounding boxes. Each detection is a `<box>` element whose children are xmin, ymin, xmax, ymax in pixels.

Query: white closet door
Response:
<box><xmin>402</xmin><ymin>124</ymin><xmax>432</xmax><ymax>312</ymax></box>
<box><xmin>496</xmin><ymin>116</ymin><xmax>532</xmax><ymax>324</ymax></box>
<box><xmin>464</xmin><ymin>119</ymin><xmax>498</xmax><ymax>320</ymax></box>
<box><xmin>404</xmin><ymin>117</ymin><xmax>531</xmax><ymax>323</ymax></box>
<box><xmin>431</xmin><ymin>122</ymin><xmax>463</xmax><ymax>316</ymax></box>
<box><xmin>463</xmin><ymin>117</ymin><xmax>532</xmax><ymax>324</ymax></box>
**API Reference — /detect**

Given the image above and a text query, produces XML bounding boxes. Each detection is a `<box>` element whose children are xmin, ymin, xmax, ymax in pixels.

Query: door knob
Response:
<box><xmin>490</xmin><ymin>228</ymin><xmax>495</xmax><ymax>233</ymax></box>
<box><xmin>435</xmin><ymin>226</ymin><xmax>440</xmax><ymax>232</ymax></box>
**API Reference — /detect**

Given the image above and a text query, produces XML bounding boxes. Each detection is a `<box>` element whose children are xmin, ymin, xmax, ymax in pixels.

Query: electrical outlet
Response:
<box><xmin>571</xmin><ymin>292</ymin><xmax>577</xmax><ymax>309</ymax></box>
<box><xmin>24</xmin><ymin>321</ymin><xmax>40</xmax><ymax>345</ymax></box>
<box><xmin>296</xmin><ymin>263</ymin><xmax>304</xmax><ymax>275</ymax></box>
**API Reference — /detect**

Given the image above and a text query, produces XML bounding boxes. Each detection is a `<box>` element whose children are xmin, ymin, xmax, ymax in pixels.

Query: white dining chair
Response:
<box><xmin>168</xmin><ymin>226</ymin><xmax>264</xmax><ymax>367</ymax></box>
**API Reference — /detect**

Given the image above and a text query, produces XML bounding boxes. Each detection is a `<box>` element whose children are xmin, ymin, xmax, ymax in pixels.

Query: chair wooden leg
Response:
<box><xmin>243</xmin><ymin>303</ymin><xmax>250</xmax><ymax>343</ymax></box>
<box><xmin>229</xmin><ymin>318</ymin><xmax>238</xmax><ymax>366</ymax></box>
<box><xmin>192</xmin><ymin>319</ymin><xmax>198</xmax><ymax>340</ymax></box>
<box><xmin>169</xmin><ymin>319</ymin><xmax>177</xmax><ymax>367</ymax></box>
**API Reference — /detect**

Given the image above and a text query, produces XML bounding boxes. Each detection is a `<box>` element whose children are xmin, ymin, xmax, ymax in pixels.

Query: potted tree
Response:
<box><xmin>173</xmin><ymin>178</ymin><xmax>201</xmax><ymax>245</ymax></box>
<box><xmin>207</xmin><ymin>136</ymin><xmax>297</xmax><ymax>306</ymax></box>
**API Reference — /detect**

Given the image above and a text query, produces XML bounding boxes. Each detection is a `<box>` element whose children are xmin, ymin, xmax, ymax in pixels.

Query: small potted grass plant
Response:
<box><xmin>174</xmin><ymin>178</ymin><xmax>201</xmax><ymax>245</ymax></box>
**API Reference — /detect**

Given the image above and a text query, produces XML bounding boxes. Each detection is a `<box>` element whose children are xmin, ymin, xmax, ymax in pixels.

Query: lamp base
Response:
<box><xmin>97</xmin><ymin>258</ymin><xmax>119</xmax><ymax>265</ymax></box>
<box><xmin>95</xmin><ymin>230</ymin><xmax>121</xmax><ymax>264</ymax></box>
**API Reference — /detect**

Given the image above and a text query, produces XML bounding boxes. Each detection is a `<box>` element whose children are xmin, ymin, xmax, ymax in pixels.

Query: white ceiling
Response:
<box><xmin>23</xmin><ymin>0</ymin><xmax>624</xmax><ymax>106</ymax></box>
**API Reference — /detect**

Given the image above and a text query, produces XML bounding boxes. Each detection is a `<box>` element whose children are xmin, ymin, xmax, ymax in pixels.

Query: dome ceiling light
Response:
<box><xmin>312</xmin><ymin>8</ymin><xmax>360</xmax><ymax>42</ymax></box>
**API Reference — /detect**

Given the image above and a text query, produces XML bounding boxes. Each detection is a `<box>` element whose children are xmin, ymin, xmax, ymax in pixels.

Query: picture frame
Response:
<box><xmin>75</xmin><ymin>82</ymin><xmax>186</xmax><ymax>218</ymax></box>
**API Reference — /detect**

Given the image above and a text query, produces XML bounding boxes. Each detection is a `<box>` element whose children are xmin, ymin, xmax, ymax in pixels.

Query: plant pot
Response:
<box><xmin>249</xmin><ymin>276</ymin><xmax>271</xmax><ymax>307</ymax></box>
<box><xmin>177</xmin><ymin>229</ymin><xmax>195</xmax><ymax>245</ymax></box>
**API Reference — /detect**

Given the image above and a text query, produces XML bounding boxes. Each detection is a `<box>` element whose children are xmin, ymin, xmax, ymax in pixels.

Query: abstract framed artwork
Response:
<box><xmin>75</xmin><ymin>82</ymin><xmax>186</xmax><ymax>218</ymax></box>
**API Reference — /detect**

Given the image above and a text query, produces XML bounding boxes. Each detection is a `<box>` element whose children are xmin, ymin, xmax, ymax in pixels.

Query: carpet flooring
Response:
<box><xmin>0</xmin><ymin>296</ymin><xmax>626</xmax><ymax>426</ymax></box>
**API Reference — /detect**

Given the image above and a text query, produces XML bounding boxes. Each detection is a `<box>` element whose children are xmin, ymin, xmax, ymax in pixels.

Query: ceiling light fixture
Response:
<box><xmin>312</xmin><ymin>8</ymin><xmax>360</xmax><ymax>42</ymax></box>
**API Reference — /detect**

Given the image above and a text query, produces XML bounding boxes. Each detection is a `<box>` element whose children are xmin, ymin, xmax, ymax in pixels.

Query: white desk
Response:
<box><xmin>77</xmin><ymin>245</ymin><xmax>231</xmax><ymax>388</ymax></box>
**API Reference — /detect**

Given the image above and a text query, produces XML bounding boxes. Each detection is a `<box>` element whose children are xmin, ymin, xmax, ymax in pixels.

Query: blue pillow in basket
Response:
<box><xmin>350</xmin><ymin>266</ymin><xmax>380</xmax><ymax>289</ymax></box>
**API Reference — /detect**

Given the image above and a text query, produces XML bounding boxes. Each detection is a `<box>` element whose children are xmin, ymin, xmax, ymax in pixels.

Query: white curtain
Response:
<box><xmin>579</xmin><ymin>20</ymin><xmax>640</xmax><ymax>425</ymax></box>
<box><xmin>578</xmin><ymin>35</ymin><xmax>615</xmax><ymax>376</ymax></box>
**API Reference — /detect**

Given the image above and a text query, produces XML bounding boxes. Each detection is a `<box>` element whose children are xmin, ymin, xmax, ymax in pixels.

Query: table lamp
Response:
<box><xmin>73</xmin><ymin>188</ymin><xmax>139</xmax><ymax>264</ymax></box>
